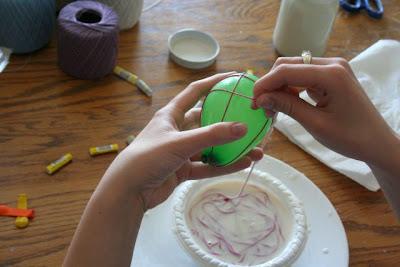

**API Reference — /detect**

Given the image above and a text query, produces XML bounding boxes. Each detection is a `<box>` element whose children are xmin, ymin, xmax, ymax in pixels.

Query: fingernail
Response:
<box><xmin>265</xmin><ymin>110</ymin><xmax>276</xmax><ymax>118</ymax></box>
<box><xmin>231</xmin><ymin>123</ymin><xmax>247</xmax><ymax>137</ymax></box>
<box><xmin>251</xmin><ymin>98</ymin><xmax>258</xmax><ymax>110</ymax></box>
<box><xmin>257</xmin><ymin>96</ymin><xmax>274</xmax><ymax>110</ymax></box>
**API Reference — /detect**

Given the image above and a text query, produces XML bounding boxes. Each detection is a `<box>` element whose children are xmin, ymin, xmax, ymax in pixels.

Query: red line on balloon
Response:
<box><xmin>202</xmin><ymin>73</ymin><xmax>260</xmax><ymax>166</ymax></box>
<box><xmin>209</xmin><ymin>89</ymin><xmax>253</xmax><ymax>100</ymax></box>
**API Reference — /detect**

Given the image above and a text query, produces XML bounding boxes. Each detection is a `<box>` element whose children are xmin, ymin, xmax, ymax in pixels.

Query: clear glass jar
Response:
<box><xmin>273</xmin><ymin>0</ymin><xmax>339</xmax><ymax>57</ymax></box>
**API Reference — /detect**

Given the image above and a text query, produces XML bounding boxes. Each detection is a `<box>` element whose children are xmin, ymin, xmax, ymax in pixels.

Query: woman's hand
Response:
<box><xmin>64</xmin><ymin>73</ymin><xmax>264</xmax><ymax>267</ymax></box>
<box><xmin>105</xmin><ymin>72</ymin><xmax>263</xmax><ymax>209</ymax></box>
<box><xmin>252</xmin><ymin>57</ymin><xmax>400</xmax><ymax>219</ymax></box>
<box><xmin>252</xmin><ymin>57</ymin><xmax>398</xmax><ymax>167</ymax></box>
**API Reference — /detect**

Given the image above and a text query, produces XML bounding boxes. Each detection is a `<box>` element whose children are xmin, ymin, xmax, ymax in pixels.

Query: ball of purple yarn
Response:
<box><xmin>58</xmin><ymin>1</ymin><xmax>119</xmax><ymax>80</ymax></box>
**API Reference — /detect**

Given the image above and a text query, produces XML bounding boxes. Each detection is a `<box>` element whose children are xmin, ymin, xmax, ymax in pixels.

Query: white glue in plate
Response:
<box><xmin>131</xmin><ymin>155</ymin><xmax>349</xmax><ymax>267</ymax></box>
<box><xmin>168</xmin><ymin>29</ymin><xmax>220</xmax><ymax>69</ymax></box>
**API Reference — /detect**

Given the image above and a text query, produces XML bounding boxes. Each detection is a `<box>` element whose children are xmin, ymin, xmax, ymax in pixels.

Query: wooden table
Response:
<box><xmin>1</xmin><ymin>0</ymin><xmax>399</xmax><ymax>266</ymax></box>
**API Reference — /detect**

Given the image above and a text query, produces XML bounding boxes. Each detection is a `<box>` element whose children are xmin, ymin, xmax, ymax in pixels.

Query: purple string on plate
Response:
<box><xmin>57</xmin><ymin>1</ymin><xmax>119</xmax><ymax>80</ymax></box>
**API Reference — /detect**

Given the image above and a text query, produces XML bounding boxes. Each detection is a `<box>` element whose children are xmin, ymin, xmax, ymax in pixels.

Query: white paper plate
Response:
<box><xmin>131</xmin><ymin>155</ymin><xmax>349</xmax><ymax>267</ymax></box>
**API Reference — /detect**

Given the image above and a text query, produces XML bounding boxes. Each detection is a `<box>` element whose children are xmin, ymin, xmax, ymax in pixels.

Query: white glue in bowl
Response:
<box><xmin>168</xmin><ymin>29</ymin><xmax>220</xmax><ymax>69</ymax></box>
<box><xmin>173</xmin><ymin>169</ymin><xmax>307</xmax><ymax>267</ymax></box>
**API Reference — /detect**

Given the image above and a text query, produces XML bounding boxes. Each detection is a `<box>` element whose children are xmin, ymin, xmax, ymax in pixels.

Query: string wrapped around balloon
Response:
<box><xmin>57</xmin><ymin>1</ymin><xmax>119</xmax><ymax>80</ymax></box>
<box><xmin>0</xmin><ymin>0</ymin><xmax>56</xmax><ymax>54</ymax></box>
<box><xmin>201</xmin><ymin>73</ymin><xmax>274</xmax><ymax>166</ymax></box>
<box><xmin>96</xmin><ymin>0</ymin><xmax>143</xmax><ymax>30</ymax></box>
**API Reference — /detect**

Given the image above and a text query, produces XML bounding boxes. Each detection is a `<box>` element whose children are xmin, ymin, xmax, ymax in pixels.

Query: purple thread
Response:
<box><xmin>57</xmin><ymin>1</ymin><xmax>119</xmax><ymax>80</ymax></box>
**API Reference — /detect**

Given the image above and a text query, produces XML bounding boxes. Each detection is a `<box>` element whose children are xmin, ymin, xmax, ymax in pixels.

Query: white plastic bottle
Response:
<box><xmin>273</xmin><ymin>0</ymin><xmax>339</xmax><ymax>57</ymax></box>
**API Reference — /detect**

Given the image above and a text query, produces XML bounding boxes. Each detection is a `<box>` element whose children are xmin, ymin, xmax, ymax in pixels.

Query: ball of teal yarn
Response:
<box><xmin>0</xmin><ymin>0</ymin><xmax>56</xmax><ymax>54</ymax></box>
<box><xmin>57</xmin><ymin>0</ymin><xmax>75</xmax><ymax>11</ymax></box>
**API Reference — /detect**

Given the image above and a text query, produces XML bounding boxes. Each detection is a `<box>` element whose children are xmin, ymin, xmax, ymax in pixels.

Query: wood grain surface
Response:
<box><xmin>1</xmin><ymin>0</ymin><xmax>399</xmax><ymax>266</ymax></box>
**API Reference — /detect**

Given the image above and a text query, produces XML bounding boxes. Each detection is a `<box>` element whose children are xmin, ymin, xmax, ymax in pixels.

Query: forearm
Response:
<box><xmin>63</xmin><ymin>171</ymin><xmax>144</xmax><ymax>267</ymax></box>
<box><xmin>367</xmin><ymin>134</ymin><xmax>400</xmax><ymax>219</ymax></box>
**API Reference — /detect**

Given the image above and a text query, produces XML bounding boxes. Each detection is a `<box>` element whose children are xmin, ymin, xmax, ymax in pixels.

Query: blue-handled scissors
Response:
<box><xmin>339</xmin><ymin>0</ymin><xmax>384</xmax><ymax>19</ymax></box>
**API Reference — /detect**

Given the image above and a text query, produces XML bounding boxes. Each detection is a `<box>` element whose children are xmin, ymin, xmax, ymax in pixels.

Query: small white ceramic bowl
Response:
<box><xmin>168</xmin><ymin>29</ymin><xmax>220</xmax><ymax>69</ymax></box>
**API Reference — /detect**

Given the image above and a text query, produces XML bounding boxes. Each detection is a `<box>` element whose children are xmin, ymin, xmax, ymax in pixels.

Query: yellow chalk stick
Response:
<box><xmin>46</xmin><ymin>153</ymin><xmax>73</xmax><ymax>175</ymax></box>
<box><xmin>15</xmin><ymin>194</ymin><xmax>29</xmax><ymax>229</ymax></box>
<box><xmin>89</xmin><ymin>144</ymin><xmax>119</xmax><ymax>156</ymax></box>
<box><xmin>114</xmin><ymin>66</ymin><xmax>153</xmax><ymax>97</ymax></box>
<box><xmin>114</xmin><ymin>66</ymin><xmax>138</xmax><ymax>85</ymax></box>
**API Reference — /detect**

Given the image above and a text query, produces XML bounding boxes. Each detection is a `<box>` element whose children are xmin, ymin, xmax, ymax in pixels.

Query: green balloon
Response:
<box><xmin>201</xmin><ymin>73</ymin><xmax>273</xmax><ymax>166</ymax></box>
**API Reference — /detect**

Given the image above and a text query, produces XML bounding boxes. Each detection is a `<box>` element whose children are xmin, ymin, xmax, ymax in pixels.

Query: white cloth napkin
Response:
<box><xmin>275</xmin><ymin>40</ymin><xmax>400</xmax><ymax>191</ymax></box>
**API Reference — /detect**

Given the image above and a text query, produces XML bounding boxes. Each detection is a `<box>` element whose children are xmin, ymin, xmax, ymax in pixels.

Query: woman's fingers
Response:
<box><xmin>177</xmin><ymin>121</ymin><xmax>247</xmax><ymax>157</ymax></box>
<box><xmin>178</xmin><ymin>118</ymin><xmax>267</xmax><ymax>159</ymax></box>
<box><xmin>272</xmin><ymin>56</ymin><xmax>353</xmax><ymax>72</ymax></box>
<box><xmin>181</xmin><ymin>108</ymin><xmax>201</xmax><ymax>129</ymax></box>
<box><xmin>272</xmin><ymin>56</ymin><xmax>357</xmax><ymax>80</ymax></box>
<box><xmin>167</xmin><ymin>72</ymin><xmax>236</xmax><ymax>118</ymax></box>
<box><xmin>251</xmin><ymin>57</ymin><xmax>352</xmax><ymax>109</ymax></box>
<box><xmin>253</xmin><ymin>64</ymin><xmax>349</xmax><ymax>99</ymax></box>
<box><xmin>306</xmin><ymin>88</ymin><xmax>329</xmax><ymax>107</ymax></box>
<box><xmin>256</xmin><ymin>91</ymin><xmax>319</xmax><ymax>126</ymax></box>
<box><xmin>190</xmin><ymin>147</ymin><xmax>264</xmax><ymax>162</ymax></box>
<box><xmin>186</xmin><ymin>156</ymin><xmax>253</xmax><ymax>179</ymax></box>
<box><xmin>246</xmin><ymin>147</ymin><xmax>264</xmax><ymax>161</ymax></box>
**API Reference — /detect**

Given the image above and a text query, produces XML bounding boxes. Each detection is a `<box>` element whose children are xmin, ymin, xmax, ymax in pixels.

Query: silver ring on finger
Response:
<box><xmin>301</xmin><ymin>50</ymin><xmax>312</xmax><ymax>64</ymax></box>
